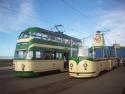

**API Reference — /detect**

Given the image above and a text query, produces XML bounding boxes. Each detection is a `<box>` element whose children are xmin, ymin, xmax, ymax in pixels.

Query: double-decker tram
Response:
<box><xmin>13</xmin><ymin>27</ymin><xmax>81</xmax><ymax>77</ymax></box>
<box><xmin>69</xmin><ymin>31</ymin><xmax>118</xmax><ymax>78</ymax></box>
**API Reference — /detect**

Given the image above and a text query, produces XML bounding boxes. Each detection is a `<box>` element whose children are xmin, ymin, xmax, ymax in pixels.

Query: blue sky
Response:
<box><xmin>0</xmin><ymin>0</ymin><xmax>125</xmax><ymax>57</ymax></box>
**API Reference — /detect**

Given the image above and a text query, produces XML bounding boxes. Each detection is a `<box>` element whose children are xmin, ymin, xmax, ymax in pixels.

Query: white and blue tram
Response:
<box><xmin>69</xmin><ymin>31</ymin><xmax>118</xmax><ymax>78</ymax></box>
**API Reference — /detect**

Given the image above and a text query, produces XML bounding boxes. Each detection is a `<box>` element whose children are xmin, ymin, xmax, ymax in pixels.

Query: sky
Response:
<box><xmin>0</xmin><ymin>0</ymin><xmax>125</xmax><ymax>57</ymax></box>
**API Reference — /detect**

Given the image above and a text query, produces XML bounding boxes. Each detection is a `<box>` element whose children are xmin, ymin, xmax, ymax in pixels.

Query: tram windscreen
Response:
<box><xmin>14</xmin><ymin>50</ymin><xmax>27</xmax><ymax>59</ymax></box>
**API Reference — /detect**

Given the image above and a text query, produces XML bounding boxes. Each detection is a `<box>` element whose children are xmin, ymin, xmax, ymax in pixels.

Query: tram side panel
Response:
<box><xmin>14</xmin><ymin>60</ymin><xmax>33</xmax><ymax>72</ymax></box>
<box><xmin>112</xmin><ymin>58</ymin><xmax>118</xmax><ymax>68</ymax></box>
<box><xmin>103</xmin><ymin>60</ymin><xmax>111</xmax><ymax>71</ymax></box>
<box><xmin>32</xmin><ymin>60</ymin><xmax>64</xmax><ymax>72</ymax></box>
<box><xmin>107</xmin><ymin>60</ymin><xmax>113</xmax><ymax>71</ymax></box>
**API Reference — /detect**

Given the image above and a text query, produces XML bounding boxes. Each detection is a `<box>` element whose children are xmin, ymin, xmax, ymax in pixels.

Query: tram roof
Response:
<box><xmin>22</xmin><ymin>27</ymin><xmax>81</xmax><ymax>42</ymax></box>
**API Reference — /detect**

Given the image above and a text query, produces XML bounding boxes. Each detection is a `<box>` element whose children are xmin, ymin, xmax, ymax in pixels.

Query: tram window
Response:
<box><xmin>56</xmin><ymin>52</ymin><xmax>62</xmax><ymax>59</ymax></box>
<box><xmin>59</xmin><ymin>38</ymin><xmax>62</xmax><ymax>42</ymax></box>
<box><xmin>49</xmin><ymin>35</ymin><xmax>56</xmax><ymax>41</ymax></box>
<box><xmin>62</xmin><ymin>38</ymin><xmax>65</xmax><ymax>43</ymax></box>
<box><xmin>27</xmin><ymin>51</ymin><xmax>33</xmax><ymax>59</ymax></box>
<box><xmin>55</xmin><ymin>37</ymin><xmax>62</xmax><ymax>42</ymax></box>
<box><xmin>42</xmin><ymin>34</ymin><xmax>48</xmax><ymax>40</ymax></box>
<box><xmin>64</xmin><ymin>39</ymin><xmax>70</xmax><ymax>44</ymax></box>
<box><xmin>72</xmin><ymin>49</ymin><xmax>78</xmax><ymax>57</ymax></box>
<box><xmin>73</xmin><ymin>42</ymin><xmax>76</xmax><ymax>45</ymax></box>
<box><xmin>31</xmin><ymin>32</ymin><xmax>42</xmax><ymax>39</ymax></box>
<box><xmin>72</xmin><ymin>41</ymin><xmax>78</xmax><ymax>45</ymax></box>
<box><xmin>14</xmin><ymin>50</ymin><xmax>26</xmax><ymax>59</ymax></box>
<box><xmin>36</xmin><ymin>51</ymin><xmax>41</xmax><ymax>58</ymax></box>
<box><xmin>43</xmin><ymin>51</ymin><xmax>54</xmax><ymax>60</ymax></box>
<box><xmin>78</xmin><ymin>42</ymin><xmax>82</xmax><ymax>46</ymax></box>
<box><xmin>104</xmin><ymin>50</ymin><xmax>106</xmax><ymax>57</ymax></box>
<box><xmin>19</xmin><ymin>32</ymin><xmax>30</xmax><ymax>39</ymax></box>
<box><xmin>23</xmin><ymin>33</ymin><xmax>30</xmax><ymax>38</ymax></box>
<box><xmin>19</xmin><ymin>33</ymin><xmax>24</xmax><ymax>39</ymax></box>
<box><xmin>35</xmin><ymin>32</ymin><xmax>42</xmax><ymax>39</ymax></box>
<box><xmin>71</xmin><ymin>39</ymin><xmax>74</xmax><ymax>44</ymax></box>
<box><xmin>40</xmin><ymin>51</ymin><xmax>44</xmax><ymax>58</ymax></box>
<box><xmin>30</xmin><ymin>32</ymin><xmax>35</xmax><ymax>38</ymax></box>
<box><xmin>36</xmin><ymin>32</ymin><xmax>42</xmax><ymax>36</ymax></box>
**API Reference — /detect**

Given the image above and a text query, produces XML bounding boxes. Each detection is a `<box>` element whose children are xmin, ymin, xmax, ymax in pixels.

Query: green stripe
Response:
<box><xmin>29</xmin><ymin>46</ymin><xmax>70</xmax><ymax>52</ymax></box>
<box><xmin>16</xmin><ymin>42</ymin><xmax>29</xmax><ymax>49</ymax></box>
<box><xmin>69</xmin><ymin>56</ymin><xmax>93</xmax><ymax>64</ymax></box>
<box><xmin>14</xmin><ymin>71</ymin><xmax>40</xmax><ymax>77</ymax></box>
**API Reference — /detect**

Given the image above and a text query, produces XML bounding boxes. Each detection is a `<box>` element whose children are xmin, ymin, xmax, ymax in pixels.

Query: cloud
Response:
<box><xmin>0</xmin><ymin>0</ymin><xmax>41</xmax><ymax>33</ymax></box>
<box><xmin>96</xmin><ymin>10</ymin><xmax>125</xmax><ymax>46</ymax></box>
<box><xmin>97</xmin><ymin>0</ymin><xmax>104</xmax><ymax>4</ymax></box>
<box><xmin>16</xmin><ymin>0</ymin><xmax>34</xmax><ymax>24</ymax></box>
<box><xmin>0</xmin><ymin>0</ymin><xmax>53</xmax><ymax>33</ymax></box>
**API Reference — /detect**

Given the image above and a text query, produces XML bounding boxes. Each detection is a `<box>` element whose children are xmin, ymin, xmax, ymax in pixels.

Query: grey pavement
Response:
<box><xmin>0</xmin><ymin>66</ymin><xmax>13</xmax><ymax>71</ymax></box>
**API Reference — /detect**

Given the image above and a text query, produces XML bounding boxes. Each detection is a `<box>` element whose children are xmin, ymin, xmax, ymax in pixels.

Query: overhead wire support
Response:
<box><xmin>81</xmin><ymin>34</ymin><xmax>93</xmax><ymax>46</ymax></box>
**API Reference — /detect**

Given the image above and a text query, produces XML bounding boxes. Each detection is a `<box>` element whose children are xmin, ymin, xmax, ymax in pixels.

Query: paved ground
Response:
<box><xmin>0</xmin><ymin>66</ymin><xmax>12</xmax><ymax>71</ymax></box>
<box><xmin>58</xmin><ymin>67</ymin><xmax>125</xmax><ymax>94</ymax></box>
<box><xmin>0</xmin><ymin>66</ymin><xmax>125</xmax><ymax>94</ymax></box>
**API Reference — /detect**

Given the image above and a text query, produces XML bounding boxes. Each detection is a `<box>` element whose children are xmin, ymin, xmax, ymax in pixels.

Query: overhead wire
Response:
<box><xmin>60</xmin><ymin>0</ymin><xmax>110</xmax><ymax>31</ymax></box>
<box><xmin>0</xmin><ymin>1</ymin><xmax>111</xmax><ymax>35</ymax></box>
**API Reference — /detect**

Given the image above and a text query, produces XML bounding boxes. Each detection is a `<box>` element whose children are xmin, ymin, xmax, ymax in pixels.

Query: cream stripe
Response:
<box><xmin>17</xmin><ymin>38</ymin><xmax>32</xmax><ymax>43</ymax></box>
<box><xmin>28</xmin><ymin>43</ymin><xmax>71</xmax><ymax>50</ymax></box>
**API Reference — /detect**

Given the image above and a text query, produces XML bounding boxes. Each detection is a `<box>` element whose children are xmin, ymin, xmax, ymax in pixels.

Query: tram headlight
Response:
<box><xmin>83</xmin><ymin>63</ymin><xmax>88</xmax><ymax>67</ymax></box>
<box><xmin>70</xmin><ymin>63</ymin><xmax>73</xmax><ymax>67</ymax></box>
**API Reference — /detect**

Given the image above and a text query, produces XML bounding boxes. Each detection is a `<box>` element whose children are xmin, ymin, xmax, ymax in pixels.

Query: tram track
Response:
<box><xmin>16</xmin><ymin>77</ymin><xmax>90</xmax><ymax>94</ymax></box>
<box><xmin>0</xmin><ymin>72</ymin><xmax>82</xmax><ymax>94</ymax></box>
<box><xmin>0</xmin><ymin>70</ymin><xmax>91</xmax><ymax>94</ymax></box>
<box><xmin>1</xmin><ymin>66</ymin><xmax>125</xmax><ymax>94</ymax></box>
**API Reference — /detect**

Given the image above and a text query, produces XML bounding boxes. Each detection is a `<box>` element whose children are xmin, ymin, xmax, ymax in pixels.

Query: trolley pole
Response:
<box><xmin>114</xmin><ymin>41</ymin><xmax>117</xmax><ymax>58</ymax></box>
<box><xmin>92</xmin><ymin>46</ymin><xmax>95</xmax><ymax>59</ymax></box>
<box><xmin>70</xmin><ymin>39</ymin><xmax>72</xmax><ymax>57</ymax></box>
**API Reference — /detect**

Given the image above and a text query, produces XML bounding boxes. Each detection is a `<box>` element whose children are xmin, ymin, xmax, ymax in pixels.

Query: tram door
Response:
<box><xmin>64</xmin><ymin>52</ymin><xmax>69</xmax><ymax>68</ymax></box>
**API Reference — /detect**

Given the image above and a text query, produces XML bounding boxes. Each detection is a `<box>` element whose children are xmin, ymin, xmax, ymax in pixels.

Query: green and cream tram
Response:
<box><xmin>69</xmin><ymin>31</ymin><xmax>118</xmax><ymax>78</ymax></box>
<box><xmin>13</xmin><ymin>27</ymin><xmax>81</xmax><ymax>77</ymax></box>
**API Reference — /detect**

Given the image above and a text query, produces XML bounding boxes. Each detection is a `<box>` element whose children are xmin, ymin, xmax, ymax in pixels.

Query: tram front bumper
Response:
<box><xmin>69</xmin><ymin>72</ymin><xmax>97</xmax><ymax>78</ymax></box>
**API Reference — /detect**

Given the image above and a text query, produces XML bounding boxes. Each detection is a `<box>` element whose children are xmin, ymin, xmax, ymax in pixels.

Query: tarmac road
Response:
<box><xmin>58</xmin><ymin>67</ymin><xmax>125</xmax><ymax>94</ymax></box>
<box><xmin>0</xmin><ymin>69</ymin><xmax>13</xmax><ymax>78</ymax></box>
<box><xmin>0</xmin><ymin>66</ymin><xmax>125</xmax><ymax>94</ymax></box>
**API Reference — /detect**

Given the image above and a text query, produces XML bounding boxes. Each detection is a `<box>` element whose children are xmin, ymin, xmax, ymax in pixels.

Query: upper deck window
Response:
<box><xmin>56</xmin><ymin>37</ymin><xmax>62</xmax><ymax>42</ymax></box>
<box><xmin>19</xmin><ymin>32</ymin><xmax>30</xmax><ymax>39</ymax></box>
<box><xmin>42</xmin><ymin>34</ymin><xmax>48</xmax><ymax>40</ymax></box>
<box><xmin>30</xmin><ymin>32</ymin><xmax>48</xmax><ymax>40</ymax></box>
<box><xmin>64</xmin><ymin>39</ymin><xmax>70</xmax><ymax>44</ymax></box>
<box><xmin>49</xmin><ymin>35</ymin><xmax>56</xmax><ymax>41</ymax></box>
<box><xmin>31</xmin><ymin>32</ymin><xmax>42</xmax><ymax>39</ymax></box>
